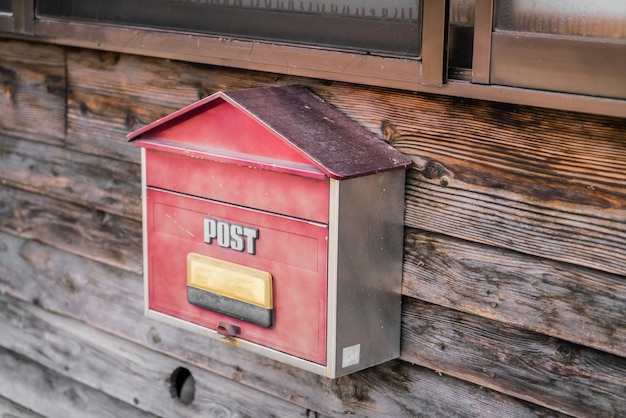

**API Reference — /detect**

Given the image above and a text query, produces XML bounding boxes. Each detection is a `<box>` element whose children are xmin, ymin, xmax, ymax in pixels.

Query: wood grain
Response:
<box><xmin>403</xmin><ymin>228</ymin><xmax>626</xmax><ymax>358</ymax></box>
<box><xmin>313</xmin><ymin>84</ymin><xmax>626</xmax><ymax>276</ymax></box>
<box><xmin>0</xmin><ymin>347</ymin><xmax>157</xmax><ymax>418</ymax></box>
<box><xmin>401</xmin><ymin>298</ymin><xmax>626</xmax><ymax>418</ymax></box>
<box><xmin>0</xmin><ymin>185</ymin><xmax>142</xmax><ymax>273</ymax></box>
<box><xmin>0</xmin><ymin>395</ymin><xmax>46</xmax><ymax>418</ymax></box>
<box><xmin>0</xmin><ymin>232</ymin><xmax>567</xmax><ymax>418</ymax></box>
<box><xmin>0</xmin><ymin>294</ymin><xmax>313</xmax><ymax>418</ymax></box>
<box><xmin>403</xmin><ymin>167</ymin><xmax>626</xmax><ymax>276</ymax></box>
<box><xmin>0</xmin><ymin>135</ymin><xmax>142</xmax><ymax>221</ymax></box>
<box><xmin>0</xmin><ymin>39</ymin><xmax>67</xmax><ymax>144</ymax></box>
<box><xmin>65</xmin><ymin>49</ymin><xmax>307</xmax><ymax>162</ymax></box>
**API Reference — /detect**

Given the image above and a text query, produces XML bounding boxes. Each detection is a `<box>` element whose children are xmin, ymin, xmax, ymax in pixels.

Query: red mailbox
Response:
<box><xmin>128</xmin><ymin>85</ymin><xmax>411</xmax><ymax>378</ymax></box>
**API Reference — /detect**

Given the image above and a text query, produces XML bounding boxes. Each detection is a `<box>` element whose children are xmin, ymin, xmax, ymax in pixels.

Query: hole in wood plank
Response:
<box><xmin>169</xmin><ymin>367</ymin><xmax>195</xmax><ymax>406</ymax></box>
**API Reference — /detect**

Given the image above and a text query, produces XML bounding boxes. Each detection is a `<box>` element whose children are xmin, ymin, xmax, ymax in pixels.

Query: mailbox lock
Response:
<box><xmin>217</xmin><ymin>321</ymin><xmax>241</xmax><ymax>338</ymax></box>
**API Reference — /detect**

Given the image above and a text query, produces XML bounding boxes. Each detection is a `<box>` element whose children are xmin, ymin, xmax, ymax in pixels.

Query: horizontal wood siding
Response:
<box><xmin>403</xmin><ymin>230</ymin><xmax>626</xmax><ymax>357</ymax></box>
<box><xmin>0</xmin><ymin>38</ymin><xmax>624</xmax><ymax>417</ymax></box>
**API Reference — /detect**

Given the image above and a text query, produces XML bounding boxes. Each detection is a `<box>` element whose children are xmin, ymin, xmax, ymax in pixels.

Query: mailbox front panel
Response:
<box><xmin>146</xmin><ymin>187</ymin><xmax>329</xmax><ymax>364</ymax></box>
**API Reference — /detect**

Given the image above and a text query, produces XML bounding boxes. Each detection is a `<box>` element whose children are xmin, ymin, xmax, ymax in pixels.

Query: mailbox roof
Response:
<box><xmin>127</xmin><ymin>85</ymin><xmax>411</xmax><ymax>180</ymax></box>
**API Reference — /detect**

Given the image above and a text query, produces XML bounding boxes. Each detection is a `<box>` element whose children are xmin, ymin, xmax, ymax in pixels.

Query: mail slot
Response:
<box><xmin>128</xmin><ymin>85</ymin><xmax>411</xmax><ymax>378</ymax></box>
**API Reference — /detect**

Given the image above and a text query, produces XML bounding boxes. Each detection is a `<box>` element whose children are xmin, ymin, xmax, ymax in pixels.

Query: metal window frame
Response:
<box><xmin>471</xmin><ymin>0</ymin><xmax>493</xmax><ymax>84</ymax></box>
<box><xmin>0</xmin><ymin>15</ymin><xmax>11</xmax><ymax>33</ymax></box>
<box><xmin>490</xmin><ymin>32</ymin><xmax>626</xmax><ymax>100</ymax></box>
<box><xmin>1</xmin><ymin>0</ymin><xmax>625</xmax><ymax>117</ymax></box>
<box><xmin>474</xmin><ymin>0</ymin><xmax>626</xmax><ymax>101</ymax></box>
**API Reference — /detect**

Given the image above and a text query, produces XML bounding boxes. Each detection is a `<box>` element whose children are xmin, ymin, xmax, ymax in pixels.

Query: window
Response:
<box><xmin>496</xmin><ymin>1</ymin><xmax>626</xmax><ymax>39</ymax></box>
<box><xmin>448</xmin><ymin>0</ymin><xmax>476</xmax><ymax>74</ymax></box>
<box><xmin>0</xmin><ymin>0</ymin><xmax>11</xmax><ymax>12</ymax></box>
<box><xmin>36</xmin><ymin>0</ymin><xmax>422</xmax><ymax>58</ymax></box>
<box><xmin>488</xmin><ymin>0</ymin><xmax>626</xmax><ymax>99</ymax></box>
<box><xmin>0</xmin><ymin>0</ymin><xmax>624</xmax><ymax>116</ymax></box>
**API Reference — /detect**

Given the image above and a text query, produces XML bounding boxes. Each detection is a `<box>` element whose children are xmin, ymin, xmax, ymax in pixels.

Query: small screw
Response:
<box><xmin>439</xmin><ymin>176</ymin><xmax>450</xmax><ymax>187</ymax></box>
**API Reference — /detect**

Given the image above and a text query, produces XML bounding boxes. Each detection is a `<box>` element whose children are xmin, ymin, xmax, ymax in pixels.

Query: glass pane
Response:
<box><xmin>37</xmin><ymin>0</ymin><xmax>422</xmax><ymax>57</ymax></box>
<box><xmin>0</xmin><ymin>0</ymin><xmax>11</xmax><ymax>13</ymax></box>
<box><xmin>497</xmin><ymin>0</ymin><xmax>626</xmax><ymax>39</ymax></box>
<box><xmin>449</xmin><ymin>0</ymin><xmax>476</xmax><ymax>69</ymax></box>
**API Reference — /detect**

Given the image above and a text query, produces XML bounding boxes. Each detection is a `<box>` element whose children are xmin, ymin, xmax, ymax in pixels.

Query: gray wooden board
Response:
<box><xmin>0</xmin><ymin>293</ymin><xmax>314</xmax><ymax>418</ymax></box>
<box><xmin>0</xmin><ymin>134</ymin><xmax>142</xmax><ymax>221</ymax></box>
<box><xmin>401</xmin><ymin>297</ymin><xmax>626</xmax><ymax>418</ymax></box>
<box><xmin>0</xmin><ymin>347</ymin><xmax>157</xmax><ymax>418</ymax></box>
<box><xmin>0</xmin><ymin>185</ymin><xmax>142</xmax><ymax>274</ymax></box>
<box><xmin>403</xmin><ymin>228</ymin><xmax>626</xmax><ymax>358</ymax></box>
<box><xmin>0</xmin><ymin>40</ymin><xmax>66</xmax><ymax>145</ymax></box>
<box><xmin>0</xmin><ymin>135</ymin><xmax>623</xmax><ymax>361</ymax></box>
<box><xmin>0</xmin><ymin>395</ymin><xmax>46</xmax><ymax>418</ymax></box>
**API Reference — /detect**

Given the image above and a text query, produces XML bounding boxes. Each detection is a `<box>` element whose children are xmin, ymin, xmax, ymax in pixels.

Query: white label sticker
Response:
<box><xmin>342</xmin><ymin>344</ymin><xmax>361</xmax><ymax>368</ymax></box>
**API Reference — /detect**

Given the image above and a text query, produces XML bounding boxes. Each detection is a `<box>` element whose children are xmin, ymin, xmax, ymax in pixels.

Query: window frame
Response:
<box><xmin>35</xmin><ymin>0</ymin><xmax>424</xmax><ymax>59</ymax></box>
<box><xmin>1</xmin><ymin>0</ymin><xmax>625</xmax><ymax>118</ymax></box>
<box><xmin>473</xmin><ymin>0</ymin><xmax>626</xmax><ymax>101</ymax></box>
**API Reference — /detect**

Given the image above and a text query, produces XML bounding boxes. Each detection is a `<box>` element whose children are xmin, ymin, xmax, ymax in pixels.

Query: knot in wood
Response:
<box><xmin>125</xmin><ymin>110</ymin><xmax>139</xmax><ymax>128</ymax></box>
<box><xmin>380</xmin><ymin>119</ymin><xmax>400</xmax><ymax>144</ymax></box>
<box><xmin>96</xmin><ymin>51</ymin><xmax>120</xmax><ymax>66</ymax></box>
<box><xmin>552</xmin><ymin>338</ymin><xmax>579</xmax><ymax>362</ymax></box>
<box><xmin>423</xmin><ymin>160</ymin><xmax>450</xmax><ymax>180</ymax></box>
<box><xmin>45</xmin><ymin>74</ymin><xmax>66</xmax><ymax>96</ymax></box>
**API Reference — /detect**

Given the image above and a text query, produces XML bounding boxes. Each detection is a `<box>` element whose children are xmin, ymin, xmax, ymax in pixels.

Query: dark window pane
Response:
<box><xmin>37</xmin><ymin>0</ymin><xmax>422</xmax><ymax>57</ymax></box>
<box><xmin>0</xmin><ymin>0</ymin><xmax>12</xmax><ymax>13</ymax></box>
<box><xmin>449</xmin><ymin>0</ymin><xmax>475</xmax><ymax>70</ymax></box>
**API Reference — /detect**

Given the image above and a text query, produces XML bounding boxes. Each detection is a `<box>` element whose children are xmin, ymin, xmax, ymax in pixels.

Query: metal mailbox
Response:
<box><xmin>127</xmin><ymin>85</ymin><xmax>411</xmax><ymax>378</ymax></box>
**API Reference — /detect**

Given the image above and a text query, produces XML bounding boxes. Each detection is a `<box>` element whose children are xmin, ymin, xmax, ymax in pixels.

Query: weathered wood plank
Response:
<box><xmin>0</xmin><ymin>395</ymin><xmax>45</xmax><ymax>418</ymax></box>
<box><xmin>67</xmin><ymin>49</ymin><xmax>293</xmax><ymax>110</ymax></box>
<box><xmin>403</xmin><ymin>229</ymin><xmax>626</xmax><ymax>358</ymax></box>
<box><xmin>0</xmin><ymin>294</ymin><xmax>313</xmax><ymax>418</ymax></box>
<box><xmin>0</xmin><ymin>135</ymin><xmax>142</xmax><ymax>221</ymax></box>
<box><xmin>0</xmin><ymin>232</ymin><xmax>567</xmax><ymax>417</ymax></box>
<box><xmin>65</xmin><ymin>49</ymin><xmax>306</xmax><ymax>162</ymax></box>
<box><xmin>402</xmin><ymin>167</ymin><xmax>626</xmax><ymax>276</ymax></box>
<box><xmin>0</xmin><ymin>347</ymin><xmax>157</xmax><ymax>418</ymax></box>
<box><xmin>313</xmin><ymin>84</ymin><xmax>626</xmax><ymax>276</ymax></box>
<box><xmin>0</xmin><ymin>39</ymin><xmax>66</xmax><ymax>144</ymax></box>
<box><xmin>0</xmin><ymin>185</ymin><xmax>141</xmax><ymax>273</ymax></box>
<box><xmin>401</xmin><ymin>298</ymin><xmax>626</xmax><ymax>418</ymax></box>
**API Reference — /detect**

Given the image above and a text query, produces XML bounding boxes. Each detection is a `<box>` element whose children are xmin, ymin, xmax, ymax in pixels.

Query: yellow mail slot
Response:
<box><xmin>186</xmin><ymin>253</ymin><xmax>274</xmax><ymax>327</ymax></box>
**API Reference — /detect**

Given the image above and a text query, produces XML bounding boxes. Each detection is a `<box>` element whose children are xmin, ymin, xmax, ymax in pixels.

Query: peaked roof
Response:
<box><xmin>127</xmin><ymin>85</ymin><xmax>411</xmax><ymax>180</ymax></box>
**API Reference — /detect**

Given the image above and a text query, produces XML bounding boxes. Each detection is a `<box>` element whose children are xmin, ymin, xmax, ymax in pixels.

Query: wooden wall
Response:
<box><xmin>1</xmin><ymin>38</ymin><xmax>625</xmax><ymax>417</ymax></box>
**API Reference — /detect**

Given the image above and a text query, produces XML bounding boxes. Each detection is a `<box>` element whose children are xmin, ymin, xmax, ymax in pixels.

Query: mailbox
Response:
<box><xmin>128</xmin><ymin>85</ymin><xmax>411</xmax><ymax>378</ymax></box>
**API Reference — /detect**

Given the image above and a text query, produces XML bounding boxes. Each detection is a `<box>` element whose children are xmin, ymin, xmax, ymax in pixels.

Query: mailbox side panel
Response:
<box><xmin>328</xmin><ymin>171</ymin><xmax>406</xmax><ymax>377</ymax></box>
